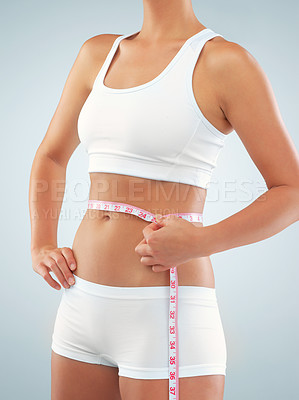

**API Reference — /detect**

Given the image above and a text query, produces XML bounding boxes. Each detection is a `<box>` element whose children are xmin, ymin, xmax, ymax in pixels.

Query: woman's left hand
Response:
<box><xmin>134</xmin><ymin>214</ymin><xmax>201</xmax><ymax>272</ymax></box>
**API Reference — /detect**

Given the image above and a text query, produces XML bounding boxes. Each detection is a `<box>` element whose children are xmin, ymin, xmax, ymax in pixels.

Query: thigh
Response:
<box><xmin>51</xmin><ymin>351</ymin><xmax>122</xmax><ymax>400</ymax></box>
<box><xmin>119</xmin><ymin>375</ymin><xmax>225</xmax><ymax>400</ymax></box>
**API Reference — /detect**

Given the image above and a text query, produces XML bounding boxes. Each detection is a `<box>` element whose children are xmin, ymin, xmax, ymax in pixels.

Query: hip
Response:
<box><xmin>51</xmin><ymin>274</ymin><xmax>227</xmax><ymax>379</ymax></box>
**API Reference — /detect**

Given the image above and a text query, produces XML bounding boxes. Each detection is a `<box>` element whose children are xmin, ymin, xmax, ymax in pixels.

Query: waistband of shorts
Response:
<box><xmin>69</xmin><ymin>274</ymin><xmax>217</xmax><ymax>300</ymax></box>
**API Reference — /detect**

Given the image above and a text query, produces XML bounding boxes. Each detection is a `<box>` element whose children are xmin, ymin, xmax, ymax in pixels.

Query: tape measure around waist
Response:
<box><xmin>87</xmin><ymin>199</ymin><xmax>203</xmax><ymax>400</ymax></box>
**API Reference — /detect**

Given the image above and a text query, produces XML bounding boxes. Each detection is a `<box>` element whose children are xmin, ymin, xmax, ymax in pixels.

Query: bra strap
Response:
<box><xmin>187</xmin><ymin>30</ymin><xmax>224</xmax><ymax>77</ymax></box>
<box><xmin>93</xmin><ymin>31</ymin><xmax>139</xmax><ymax>89</ymax></box>
<box><xmin>190</xmin><ymin>29</ymin><xmax>224</xmax><ymax>52</ymax></box>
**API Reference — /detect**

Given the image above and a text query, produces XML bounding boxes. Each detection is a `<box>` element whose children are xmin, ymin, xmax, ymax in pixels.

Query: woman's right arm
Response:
<box><xmin>29</xmin><ymin>34</ymin><xmax>115</xmax><ymax>290</ymax></box>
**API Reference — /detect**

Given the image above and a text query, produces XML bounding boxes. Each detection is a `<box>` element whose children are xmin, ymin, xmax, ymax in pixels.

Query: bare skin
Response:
<box><xmin>29</xmin><ymin>1</ymin><xmax>299</xmax><ymax>399</ymax></box>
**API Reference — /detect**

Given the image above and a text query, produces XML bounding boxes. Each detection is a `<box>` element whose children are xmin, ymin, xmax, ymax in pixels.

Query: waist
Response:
<box><xmin>72</xmin><ymin>199</ymin><xmax>214</xmax><ymax>287</ymax></box>
<box><xmin>87</xmin><ymin>199</ymin><xmax>203</xmax><ymax>224</ymax></box>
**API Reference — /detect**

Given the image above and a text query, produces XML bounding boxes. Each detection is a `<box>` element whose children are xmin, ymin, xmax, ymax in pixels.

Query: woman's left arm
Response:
<box><xmin>197</xmin><ymin>41</ymin><xmax>299</xmax><ymax>257</ymax></box>
<box><xmin>135</xmin><ymin>41</ymin><xmax>299</xmax><ymax>269</ymax></box>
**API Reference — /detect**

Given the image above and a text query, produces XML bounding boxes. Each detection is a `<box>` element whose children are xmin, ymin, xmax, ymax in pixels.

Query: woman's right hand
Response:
<box><xmin>31</xmin><ymin>245</ymin><xmax>77</xmax><ymax>290</ymax></box>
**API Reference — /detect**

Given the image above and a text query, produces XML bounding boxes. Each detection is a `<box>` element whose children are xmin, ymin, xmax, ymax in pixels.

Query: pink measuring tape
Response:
<box><xmin>87</xmin><ymin>200</ymin><xmax>203</xmax><ymax>400</ymax></box>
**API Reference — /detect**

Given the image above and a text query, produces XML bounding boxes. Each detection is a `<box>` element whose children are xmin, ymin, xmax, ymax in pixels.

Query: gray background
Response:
<box><xmin>1</xmin><ymin>0</ymin><xmax>298</xmax><ymax>399</ymax></box>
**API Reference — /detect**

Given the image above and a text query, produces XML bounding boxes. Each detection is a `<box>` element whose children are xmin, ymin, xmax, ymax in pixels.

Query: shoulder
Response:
<box><xmin>202</xmin><ymin>35</ymin><xmax>268</xmax><ymax>109</ymax></box>
<box><xmin>203</xmin><ymin>35</ymin><xmax>264</xmax><ymax>85</ymax></box>
<box><xmin>78</xmin><ymin>33</ymin><xmax>123</xmax><ymax>63</ymax></box>
<box><xmin>81</xmin><ymin>33</ymin><xmax>122</xmax><ymax>57</ymax></box>
<box><xmin>73</xmin><ymin>33</ymin><xmax>122</xmax><ymax>90</ymax></box>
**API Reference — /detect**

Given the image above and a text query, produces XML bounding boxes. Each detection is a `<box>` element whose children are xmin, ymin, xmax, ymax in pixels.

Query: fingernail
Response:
<box><xmin>70</xmin><ymin>263</ymin><xmax>76</xmax><ymax>270</ymax></box>
<box><xmin>63</xmin><ymin>281</ymin><xmax>70</xmax><ymax>288</ymax></box>
<box><xmin>154</xmin><ymin>214</ymin><xmax>162</xmax><ymax>222</ymax></box>
<box><xmin>68</xmin><ymin>277</ymin><xmax>75</xmax><ymax>285</ymax></box>
<box><xmin>55</xmin><ymin>284</ymin><xmax>61</xmax><ymax>290</ymax></box>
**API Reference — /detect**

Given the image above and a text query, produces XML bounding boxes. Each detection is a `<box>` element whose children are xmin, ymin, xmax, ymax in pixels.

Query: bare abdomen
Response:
<box><xmin>71</xmin><ymin>209</ymin><xmax>215</xmax><ymax>288</ymax></box>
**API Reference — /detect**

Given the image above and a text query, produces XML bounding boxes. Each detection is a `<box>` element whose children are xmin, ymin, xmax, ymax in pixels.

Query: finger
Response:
<box><xmin>152</xmin><ymin>265</ymin><xmax>170</xmax><ymax>272</ymax></box>
<box><xmin>135</xmin><ymin>243</ymin><xmax>153</xmax><ymax>257</ymax></box>
<box><xmin>153</xmin><ymin>215</ymin><xmax>166</xmax><ymax>226</ymax></box>
<box><xmin>140</xmin><ymin>255</ymin><xmax>156</xmax><ymax>265</ymax></box>
<box><xmin>52</xmin><ymin>250</ymin><xmax>76</xmax><ymax>286</ymax></box>
<box><xmin>135</xmin><ymin>237</ymin><xmax>147</xmax><ymax>250</ymax></box>
<box><xmin>142</xmin><ymin>222</ymin><xmax>161</xmax><ymax>240</ymax></box>
<box><xmin>60</xmin><ymin>247</ymin><xmax>77</xmax><ymax>271</ymax></box>
<box><xmin>36</xmin><ymin>263</ymin><xmax>61</xmax><ymax>290</ymax></box>
<box><xmin>44</xmin><ymin>256</ymin><xmax>70</xmax><ymax>289</ymax></box>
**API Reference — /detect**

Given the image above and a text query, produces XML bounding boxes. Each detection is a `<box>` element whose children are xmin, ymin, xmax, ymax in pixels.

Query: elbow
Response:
<box><xmin>269</xmin><ymin>183</ymin><xmax>299</xmax><ymax>223</ymax></box>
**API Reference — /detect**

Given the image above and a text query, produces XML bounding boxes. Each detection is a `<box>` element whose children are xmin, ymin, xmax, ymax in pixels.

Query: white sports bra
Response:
<box><xmin>78</xmin><ymin>28</ymin><xmax>228</xmax><ymax>189</ymax></box>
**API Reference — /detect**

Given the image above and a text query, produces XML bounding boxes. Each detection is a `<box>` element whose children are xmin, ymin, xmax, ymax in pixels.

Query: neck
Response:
<box><xmin>140</xmin><ymin>0</ymin><xmax>205</xmax><ymax>42</ymax></box>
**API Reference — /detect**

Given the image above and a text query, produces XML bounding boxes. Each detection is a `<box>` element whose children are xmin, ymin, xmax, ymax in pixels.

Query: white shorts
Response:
<box><xmin>51</xmin><ymin>274</ymin><xmax>227</xmax><ymax>379</ymax></box>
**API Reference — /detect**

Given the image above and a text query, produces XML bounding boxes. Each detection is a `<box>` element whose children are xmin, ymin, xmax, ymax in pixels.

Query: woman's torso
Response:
<box><xmin>72</xmin><ymin>27</ymin><xmax>231</xmax><ymax>288</ymax></box>
<box><xmin>72</xmin><ymin>173</ymin><xmax>215</xmax><ymax>287</ymax></box>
